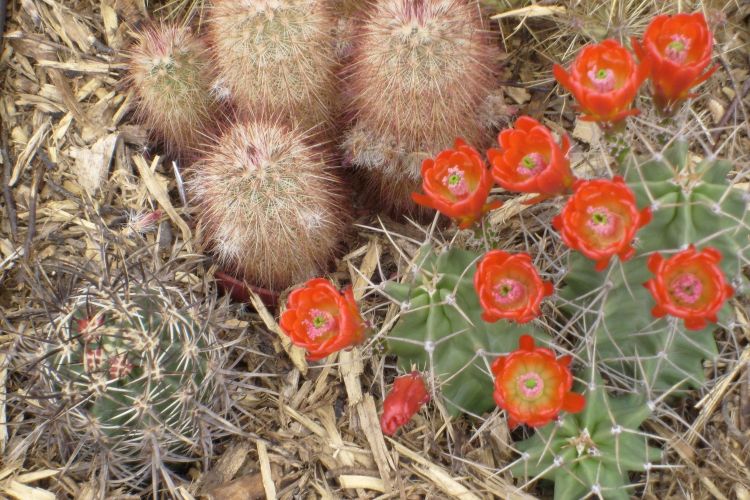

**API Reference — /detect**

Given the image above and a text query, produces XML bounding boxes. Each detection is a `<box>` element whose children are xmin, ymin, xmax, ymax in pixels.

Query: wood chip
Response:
<box><xmin>256</xmin><ymin>441</ymin><xmax>277</xmax><ymax>499</ymax></box>
<box><xmin>248</xmin><ymin>290</ymin><xmax>308</xmax><ymax>376</ymax></box>
<box><xmin>338</xmin><ymin>475</ymin><xmax>385</xmax><ymax>492</ymax></box>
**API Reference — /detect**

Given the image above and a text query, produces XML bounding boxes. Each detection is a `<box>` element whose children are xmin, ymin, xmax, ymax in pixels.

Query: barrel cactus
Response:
<box><xmin>341</xmin><ymin>0</ymin><xmax>507</xmax><ymax>215</ymax></box>
<box><xmin>126</xmin><ymin>23</ymin><xmax>216</xmax><ymax>158</ymax></box>
<box><xmin>187</xmin><ymin>119</ymin><xmax>349</xmax><ymax>290</ymax></box>
<box><xmin>207</xmin><ymin>0</ymin><xmax>338</xmax><ymax>135</ymax></box>
<box><xmin>7</xmin><ymin>250</ymin><xmax>249</xmax><ymax>497</ymax></box>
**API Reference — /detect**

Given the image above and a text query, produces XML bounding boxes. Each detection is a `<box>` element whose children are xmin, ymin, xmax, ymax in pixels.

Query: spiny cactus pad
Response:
<box><xmin>560</xmin><ymin>141</ymin><xmax>749</xmax><ymax>395</ymax></box>
<box><xmin>386</xmin><ymin>245</ymin><xmax>547</xmax><ymax>416</ymax></box>
<box><xmin>511</xmin><ymin>375</ymin><xmax>661</xmax><ymax>500</ymax></box>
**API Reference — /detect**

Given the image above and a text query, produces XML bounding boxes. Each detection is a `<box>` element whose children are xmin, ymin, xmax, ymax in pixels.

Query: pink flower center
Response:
<box><xmin>517</xmin><ymin>153</ymin><xmax>546</xmax><ymax>177</ymax></box>
<box><xmin>586</xmin><ymin>206</ymin><xmax>617</xmax><ymax>237</ymax></box>
<box><xmin>443</xmin><ymin>166</ymin><xmax>469</xmax><ymax>197</ymax></box>
<box><xmin>518</xmin><ymin>372</ymin><xmax>544</xmax><ymax>399</ymax></box>
<box><xmin>304</xmin><ymin>308</ymin><xmax>337</xmax><ymax>339</ymax></box>
<box><xmin>665</xmin><ymin>34</ymin><xmax>691</xmax><ymax>64</ymax></box>
<box><xmin>493</xmin><ymin>278</ymin><xmax>525</xmax><ymax>305</ymax></box>
<box><xmin>587</xmin><ymin>67</ymin><xmax>616</xmax><ymax>92</ymax></box>
<box><xmin>669</xmin><ymin>273</ymin><xmax>703</xmax><ymax>305</ymax></box>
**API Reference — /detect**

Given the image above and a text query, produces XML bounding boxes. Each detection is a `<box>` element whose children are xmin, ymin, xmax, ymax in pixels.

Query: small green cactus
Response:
<box><xmin>126</xmin><ymin>23</ymin><xmax>215</xmax><ymax>158</ymax></box>
<box><xmin>385</xmin><ymin>245</ymin><xmax>547</xmax><ymax>416</ymax></box>
<box><xmin>207</xmin><ymin>0</ymin><xmax>338</xmax><ymax>135</ymax></box>
<box><xmin>9</xmin><ymin>250</ymin><xmax>249</xmax><ymax>497</ymax></box>
<box><xmin>560</xmin><ymin>140</ymin><xmax>749</xmax><ymax>395</ymax></box>
<box><xmin>512</xmin><ymin>373</ymin><xmax>662</xmax><ymax>500</ymax></box>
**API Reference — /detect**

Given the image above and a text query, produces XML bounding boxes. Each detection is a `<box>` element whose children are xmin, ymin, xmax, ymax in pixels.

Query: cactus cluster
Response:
<box><xmin>342</xmin><ymin>0</ymin><xmax>506</xmax><ymax>215</ymax></box>
<box><xmin>6</xmin><ymin>249</ymin><xmax>249</xmax><ymax>496</ymax></box>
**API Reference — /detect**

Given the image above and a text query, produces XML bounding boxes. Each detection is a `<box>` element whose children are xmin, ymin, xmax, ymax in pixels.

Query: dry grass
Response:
<box><xmin>0</xmin><ymin>0</ymin><xmax>749</xmax><ymax>498</ymax></box>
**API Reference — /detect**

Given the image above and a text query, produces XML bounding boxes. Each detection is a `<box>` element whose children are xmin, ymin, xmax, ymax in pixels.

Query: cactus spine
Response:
<box><xmin>126</xmin><ymin>23</ymin><xmax>215</xmax><ymax>158</ymax></box>
<box><xmin>187</xmin><ymin>119</ymin><xmax>348</xmax><ymax>290</ymax></box>
<box><xmin>342</xmin><ymin>0</ymin><xmax>505</xmax><ymax>215</ymax></box>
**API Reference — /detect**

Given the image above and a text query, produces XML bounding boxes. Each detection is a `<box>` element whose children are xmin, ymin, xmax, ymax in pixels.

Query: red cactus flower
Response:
<box><xmin>474</xmin><ymin>251</ymin><xmax>554</xmax><ymax>323</ymax></box>
<box><xmin>280</xmin><ymin>278</ymin><xmax>368</xmax><ymax>361</ymax></box>
<box><xmin>632</xmin><ymin>12</ymin><xmax>717</xmax><ymax>113</ymax></box>
<box><xmin>380</xmin><ymin>371</ymin><xmax>430</xmax><ymax>436</ymax></box>
<box><xmin>412</xmin><ymin>139</ymin><xmax>501</xmax><ymax>229</ymax></box>
<box><xmin>487</xmin><ymin>116</ymin><xmax>575</xmax><ymax>204</ymax></box>
<box><xmin>643</xmin><ymin>245</ymin><xmax>733</xmax><ymax>330</ymax></box>
<box><xmin>492</xmin><ymin>335</ymin><xmax>585</xmax><ymax>428</ymax></box>
<box><xmin>553</xmin><ymin>177</ymin><xmax>652</xmax><ymax>271</ymax></box>
<box><xmin>553</xmin><ymin>39</ymin><xmax>649</xmax><ymax>124</ymax></box>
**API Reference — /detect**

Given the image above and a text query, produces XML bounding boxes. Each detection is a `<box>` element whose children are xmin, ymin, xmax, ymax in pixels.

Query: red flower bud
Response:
<box><xmin>553</xmin><ymin>40</ymin><xmax>649</xmax><ymax>124</ymax></box>
<box><xmin>84</xmin><ymin>348</ymin><xmax>105</xmax><ymax>373</ymax></box>
<box><xmin>280</xmin><ymin>278</ymin><xmax>368</xmax><ymax>361</ymax></box>
<box><xmin>488</xmin><ymin>116</ymin><xmax>575</xmax><ymax>203</ymax></box>
<box><xmin>643</xmin><ymin>245</ymin><xmax>733</xmax><ymax>330</ymax></box>
<box><xmin>632</xmin><ymin>12</ymin><xmax>717</xmax><ymax>114</ymax></box>
<box><xmin>109</xmin><ymin>354</ymin><xmax>134</xmax><ymax>379</ymax></box>
<box><xmin>492</xmin><ymin>335</ymin><xmax>585</xmax><ymax>428</ymax></box>
<box><xmin>380</xmin><ymin>371</ymin><xmax>430</xmax><ymax>436</ymax></box>
<box><xmin>77</xmin><ymin>316</ymin><xmax>104</xmax><ymax>343</ymax></box>
<box><xmin>474</xmin><ymin>251</ymin><xmax>553</xmax><ymax>323</ymax></box>
<box><xmin>412</xmin><ymin>139</ymin><xmax>501</xmax><ymax>229</ymax></box>
<box><xmin>553</xmin><ymin>177</ymin><xmax>652</xmax><ymax>271</ymax></box>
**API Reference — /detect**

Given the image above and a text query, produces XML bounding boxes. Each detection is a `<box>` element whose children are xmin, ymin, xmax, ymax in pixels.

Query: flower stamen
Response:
<box><xmin>665</xmin><ymin>34</ymin><xmax>691</xmax><ymax>64</ymax></box>
<box><xmin>586</xmin><ymin>67</ymin><xmax>616</xmax><ymax>92</ymax></box>
<box><xmin>443</xmin><ymin>166</ymin><xmax>469</xmax><ymax>197</ymax></box>
<box><xmin>492</xmin><ymin>278</ymin><xmax>525</xmax><ymax>305</ymax></box>
<box><xmin>304</xmin><ymin>308</ymin><xmax>336</xmax><ymax>339</ymax></box>
<box><xmin>586</xmin><ymin>206</ymin><xmax>617</xmax><ymax>236</ymax></box>
<box><xmin>669</xmin><ymin>273</ymin><xmax>703</xmax><ymax>304</ymax></box>
<box><xmin>517</xmin><ymin>153</ymin><xmax>546</xmax><ymax>177</ymax></box>
<box><xmin>518</xmin><ymin>372</ymin><xmax>544</xmax><ymax>399</ymax></box>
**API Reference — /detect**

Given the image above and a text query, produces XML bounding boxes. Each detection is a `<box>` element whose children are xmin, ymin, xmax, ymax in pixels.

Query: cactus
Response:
<box><xmin>8</xmin><ymin>249</ymin><xmax>249</xmax><ymax>497</ymax></box>
<box><xmin>206</xmin><ymin>0</ymin><xmax>338</xmax><ymax>135</ymax></box>
<box><xmin>342</xmin><ymin>0</ymin><xmax>507</xmax><ymax>215</ymax></box>
<box><xmin>187</xmin><ymin>119</ymin><xmax>349</xmax><ymax>290</ymax></box>
<box><xmin>511</xmin><ymin>372</ymin><xmax>662</xmax><ymax>500</ymax></box>
<box><xmin>385</xmin><ymin>245</ymin><xmax>548</xmax><ymax>416</ymax></box>
<box><xmin>559</xmin><ymin>140</ymin><xmax>749</xmax><ymax>395</ymax></box>
<box><xmin>126</xmin><ymin>23</ymin><xmax>216</xmax><ymax>158</ymax></box>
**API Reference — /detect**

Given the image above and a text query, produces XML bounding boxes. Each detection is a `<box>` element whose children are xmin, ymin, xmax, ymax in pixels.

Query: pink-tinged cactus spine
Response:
<box><xmin>126</xmin><ymin>23</ymin><xmax>216</xmax><ymax>158</ymax></box>
<box><xmin>187</xmin><ymin>119</ymin><xmax>349</xmax><ymax>290</ymax></box>
<box><xmin>342</xmin><ymin>0</ymin><xmax>506</xmax><ymax>215</ymax></box>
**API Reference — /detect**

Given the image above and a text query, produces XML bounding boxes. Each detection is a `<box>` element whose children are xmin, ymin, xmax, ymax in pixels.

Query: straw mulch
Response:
<box><xmin>1</xmin><ymin>0</ymin><xmax>749</xmax><ymax>498</ymax></box>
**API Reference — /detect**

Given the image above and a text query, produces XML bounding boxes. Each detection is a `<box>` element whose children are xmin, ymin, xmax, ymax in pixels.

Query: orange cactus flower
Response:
<box><xmin>487</xmin><ymin>116</ymin><xmax>576</xmax><ymax>203</ymax></box>
<box><xmin>643</xmin><ymin>245</ymin><xmax>733</xmax><ymax>331</ymax></box>
<box><xmin>380</xmin><ymin>371</ymin><xmax>430</xmax><ymax>436</ymax></box>
<box><xmin>412</xmin><ymin>139</ymin><xmax>501</xmax><ymax>229</ymax></box>
<box><xmin>553</xmin><ymin>39</ymin><xmax>649</xmax><ymax>124</ymax></box>
<box><xmin>632</xmin><ymin>12</ymin><xmax>717</xmax><ymax>114</ymax></box>
<box><xmin>553</xmin><ymin>177</ymin><xmax>652</xmax><ymax>271</ymax></box>
<box><xmin>474</xmin><ymin>251</ymin><xmax>554</xmax><ymax>323</ymax></box>
<box><xmin>280</xmin><ymin>278</ymin><xmax>368</xmax><ymax>361</ymax></box>
<box><xmin>492</xmin><ymin>335</ymin><xmax>585</xmax><ymax>428</ymax></box>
